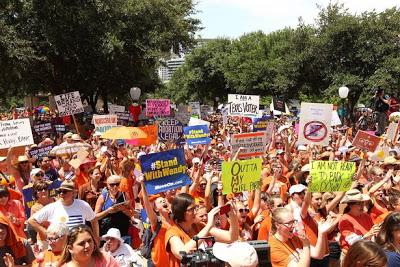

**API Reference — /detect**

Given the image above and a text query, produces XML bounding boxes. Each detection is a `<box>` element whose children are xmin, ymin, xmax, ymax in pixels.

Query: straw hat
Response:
<box><xmin>340</xmin><ymin>189</ymin><xmax>370</xmax><ymax>204</ymax></box>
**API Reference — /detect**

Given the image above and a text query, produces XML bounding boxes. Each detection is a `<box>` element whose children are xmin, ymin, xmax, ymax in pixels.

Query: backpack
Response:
<box><xmin>140</xmin><ymin>219</ymin><xmax>162</xmax><ymax>266</ymax></box>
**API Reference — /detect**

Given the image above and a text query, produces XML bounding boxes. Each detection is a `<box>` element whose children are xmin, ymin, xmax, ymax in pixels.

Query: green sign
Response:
<box><xmin>221</xmin><ymin>158</ymin><xmax>262</xmax><ymax>194</ymax></box>
<box><xmin>309</xmin><ymin>161</ymin><xmax>355</xmax><ymax>192</ymax></box>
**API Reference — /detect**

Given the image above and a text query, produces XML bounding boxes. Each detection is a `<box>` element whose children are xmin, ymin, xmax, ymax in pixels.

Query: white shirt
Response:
<box><xmin>109</xmin><ymin>243</ymin><xmax>143</xmax><ymax>267</ymax></box>
<box><xmin>33</xmin><ymin>199</ymin><xmax>95</xmax><ymax>228</ymax></box>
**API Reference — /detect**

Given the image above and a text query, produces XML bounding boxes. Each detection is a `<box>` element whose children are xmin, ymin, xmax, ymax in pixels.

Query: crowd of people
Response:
<box><xmin>0</xmin><ymin>93</ymin><xmax>399</xmax><ymax>267</ymax></box>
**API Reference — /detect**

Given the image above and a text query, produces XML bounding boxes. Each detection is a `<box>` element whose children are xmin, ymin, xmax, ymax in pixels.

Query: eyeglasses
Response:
<box><xmin>47</xmin><ymin>235</ymin><xmax>63</xmax><ymax>242</ymax></box>
<box><xmin>19</xmin><ymin>161</ymin><xmax>29</xmax><ymax>164</ymax></box>
<box><xmin>37</xmin><ymin>188</ymin><xmax>48</xmax><ymax>193</ymax></box>
<box><xmin>35</xmin><ymin>173</ymin><xmax>45</xmax><ymax>177</ymax></box>
<box><xmin>186</xmin><ymin>206</ymin><xmax>196</xmax><ymax>212</ymax></box>
<box><xmin>108</xmin><ymin>182</ymin><xmax>120</xmax><ymax>187</ymax></box>
<box><xmin>279</xmin><ymin>220</ymin><xmax>297</xmax><ymax>228</ymax></box>
<box><xmin>276</xmin><ymin>204</ymin><xmax>285</xmax><ymax>208</ymax></box>
<box><xmin>58</xmin><ymin>189</ymin><xmax>71</xmax><ymax>195</ymax></box>
<box><xmin>239</xmin><ymin>208</ymin><xmax>250</xmax><ymax>213</ymax></box>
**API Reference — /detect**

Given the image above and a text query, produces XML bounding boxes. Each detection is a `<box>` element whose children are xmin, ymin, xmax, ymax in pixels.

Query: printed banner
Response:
<box><xmin>273</xmin><ymin>97</ymin><xmax>286</xmax><ymax>112</ymax></box>
<box><xmin>146</xmin><ymin>99</ymin><xmax>171</xmax><ymax>117</ymax></box>
<box><xmin>93</xmin><ymin>114</ymin><xmax>118</xmax><ymax>134</ymax></box>
<box><xmin>188</xmin><ymin>102</ymin><xmax>201</xmax><ymax>118</ymax></box>
<box><xmin>231</xmin><ymin>132</ymin><xmax>267</xmax><ymax>158</ymax></box>
<box><xmin>309</xmin><ymin>161</ymin><xmax>355</xmax><ymax>192</ymax></box>
<box><xmin>298</xmin><ymin>102</ymin><xmax>333</xmax><ymax>146</ymax></box>
<box><xmin>0</xmin><ymin>119</ymin><xmax>34</xmax><ymax>149</ymax></box>
<box><xmin>23</xmin><ymin>179</ymin><xmax>62</xmax><ymax>217</ymax></box>
<box><xmin>108</xmin><ymin>104</ymin><xmax>125</xmax><ymax>114</ymax></box>
<box><xmin>183</xmin><ymin>125</ymin><xmax>211</xmax><ymax>146</ymax></box>
<box><xmin>33</xmin><ymin>122</ymin><xmax>53</xmax><ymax>135</ymax></box>
<box><xmin>54</xmin><ymin>124</ymin><xmax>66</xmax><ymax>133</ymax></box>
<box><xmin>253</xmin><ymin>118</ymin><xmax>274</xmax><ymax>132</ymax></box>
<box><xmin>352</xmin><ymin>130</ymin><xmax>381</xmax><ymax>152</ymax></box>
<box><xmin>227</xmin><ymin>94</ymin><xmax>260</xmax><ymax>117</ymax></box>
<box><xmin>221</xmin><ymin>158</ymin><xmax>262</xmax><ymax>194</ymax></box>
<box><xmin>29</xmin><ymin>145</ymin><xmax>53</xmax><ymax>158</ymax></box>
<box><xmin>140</xmin><ymin>148</ymin><xmax>191</xmax><ymax>194</ymax></box>
<box><xmin>54</xmin><ymin>91</ymin><xmax>84</xmax><ymax>116</ymax></box>
<box><xmin>115</xmin><ymin>111</ymin><xmax>132</xmax><ymax>125</ymax></box>
<box><xmin>158</xmin><ymin>119</ymin><xmax>184</xmax><ymax>144</ymax></box>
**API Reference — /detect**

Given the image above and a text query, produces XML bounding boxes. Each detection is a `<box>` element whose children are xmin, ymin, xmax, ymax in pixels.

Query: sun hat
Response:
<box><xmin>300</xmin><ymin>164</ymin><xmax>310</xmax><ymax>173</ymax></box>
<box><xmin>340</xmin><ymin>189</ymin><xmax>370</xmax><ymax>204</ymax></box>
<box><xmin>71</xmin><ymin>134</ymin><xmax>82</xmax><ymax>141</ymax></box>
<box><xmin>213</xmin><ymin>241</ymin><xmax>258</xmax><ymax>267</ymax></box>
<box><xmin>63</xmin><ymin>132</ymin><xmax>73</xmax><ymax>139</ymax></box>
<box><xmin>17</xmin><ymin>155</ymin><xmax>29</xmax><ymax>163</ymax></box>
<box><xmin>297</xmin><ymin>145</ymin><xmax>307</xmax><ymax>151</ymax></box>
<box><xmin>101</xmin><ymin>228</ymin><xmax>124</xmax><ymax>244</ymax></box>
<box><xmin>30</xmin><ymin>168</ymin><xmax>44</xmax><ymax>178</ymax></box>
<box><xmin>289</xmin><ymin>184</ymin><xmax>307</xmax><ymax>196</ymax></box>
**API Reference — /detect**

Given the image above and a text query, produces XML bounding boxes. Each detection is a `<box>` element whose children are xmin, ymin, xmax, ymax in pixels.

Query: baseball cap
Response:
<box><xmin>213</xmin><ymin>242</ymin><xmax>258</xmax><ymax>267</ymax></box>
<box><xmin>192</xmin><ymin>157</ymin><xmax>201</xmax><ymax>164</ymax></box>
<box><xmin>289</xmin><ymin>184</ymin><xmax>307</xmax><ymax>196</ymax></box>
<box><xmin>58</xmin><ymin>181</ymin><xmax>75</xmax><ymax>191</ymax></box>
<box><xmin>30</xmin><ymin>168</ymin><xmax>44</xmax><ymax>178</ymax></box>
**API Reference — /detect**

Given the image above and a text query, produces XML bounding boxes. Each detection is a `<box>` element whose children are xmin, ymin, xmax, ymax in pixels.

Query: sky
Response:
<box><xmin>195</xmin><ymin>0</ymin><xmax>400</xmax><ymax>39</ymax></box>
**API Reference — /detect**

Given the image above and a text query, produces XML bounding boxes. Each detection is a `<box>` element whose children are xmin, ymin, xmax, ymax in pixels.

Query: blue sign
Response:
<box><xmin>140</xmin><ymin>148</ymin><xmax>191</xmax><ymax>195</ymax></box>
<box><xmin>183</xmin><ymin>125</ymin><xmax>211</xmax><ymax>145</ymax></box>
<box><xmin>253</xmin><ymin>118</ymin><xmax>268</xmax><ymax>131</ymax></box>
<box><xmin>158</xmin><ymin>118</ymin><xmax>184</xmax><ymax>145</ymax></box>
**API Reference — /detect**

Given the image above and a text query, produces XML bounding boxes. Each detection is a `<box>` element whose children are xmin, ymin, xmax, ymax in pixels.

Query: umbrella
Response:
<box><xmin>101</xmin><ymin>126</ymin><xmax>147</xmax><ymax>140</ymax></box>
<box><xmin>49</xmin><ymin>142</ymin><xmax>91</xmax><ymax>157</ymax></box>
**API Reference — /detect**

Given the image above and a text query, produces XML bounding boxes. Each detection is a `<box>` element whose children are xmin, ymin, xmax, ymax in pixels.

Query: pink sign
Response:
<box><xmin>146</xmin><ymin>99</ymin><xmax>170</xmax><ymax>117</ymax></box>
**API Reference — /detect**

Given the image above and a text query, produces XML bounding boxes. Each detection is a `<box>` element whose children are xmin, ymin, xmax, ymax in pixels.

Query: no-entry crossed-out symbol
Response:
<box><xmin>303</xmin><ymin>121</ymin><xmax>328</xmax><ymax>142</ymax></box>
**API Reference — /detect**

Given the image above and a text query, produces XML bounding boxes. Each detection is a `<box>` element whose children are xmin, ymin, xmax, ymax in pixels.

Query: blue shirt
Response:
<box><xmin>386</xmin><ymin>251</ymin><xmax>400</xmax><ymax>267</ymax></box>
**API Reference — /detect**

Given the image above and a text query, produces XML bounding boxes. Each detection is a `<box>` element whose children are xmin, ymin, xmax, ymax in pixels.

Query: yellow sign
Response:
<box><xmin>309</xmin><ymin>161</ymin><xmax>355</xmax><ymax>192</ymax></box>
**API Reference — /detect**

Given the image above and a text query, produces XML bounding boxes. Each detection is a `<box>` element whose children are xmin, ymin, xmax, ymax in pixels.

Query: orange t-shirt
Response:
<box><xmin>261</xmin><ymin>176</ymin><xmax>288</xmax><ymax>202</ymax></box>
<box><xmin>269</xmin><ymin>234</ymin><xmax>303</xmax><ymax>267</ymax></box>
<box><xmin>32</xmin><ymin>250</ymin><xmax>62</xmax><ymax>267</ymax></box>
<box><xmin>374</xmin><ymin>211</ymin><xmax>391</xmax><ymax>224</ymax></box>
<box><xmin>0</xmin><ymin>199</ymin><xmax>26</xmax><ymax>238</ymax></box>
<box><xmin>74</xmin><ymin>172</ymin><xmax>88</xmax><ymax>188</ymax></box>
<box><xmin>370</xmin><ymin>202</ymin><xmax>388</xmax><ymax>223</ymax></box>
<box><xmin>151</xmin><ymin>222</ymin><xmax>170</xmax><ymax>267</ymax></box>
<box><xmin>165</xmin><ymin>223</ymin><xmax>204</xmax><ymax>267</ymax></box>
<box><xmin>257</xmin><ymin>216</ymin><xmax>272</xmax><ymax>241</ymax></box>
<box><xmin>120</xmin><ymin>177</ymin><xmax>134</xmax><ymax>200</ymax></box>
<box><xmin>339</xmin><ymin>213</ymin><xmax>373</xmax><ymax>251</ymax></box>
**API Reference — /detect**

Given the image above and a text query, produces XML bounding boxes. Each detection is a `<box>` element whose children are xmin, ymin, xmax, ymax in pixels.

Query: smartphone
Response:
<box><xmin>219</xmin><ymin>204</ymin><xmax>231</xmax><ymax>215</ymax></box>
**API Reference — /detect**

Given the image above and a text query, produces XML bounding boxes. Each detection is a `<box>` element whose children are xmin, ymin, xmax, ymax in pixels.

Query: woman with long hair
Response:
<box><xmin>376</xmin><ymin>211</ymin><xmax>400</xmax><ymax>266</ymax></box>
<box><xmin>342</xmin><ymin>240</ymin><xmax>387</xmax><ymax>267</ymax></box>
<box><xmin>78</xmin><ymin>166</ymin><xmax>105</xmax><ymax>210</ymax></box>
<box><xmin>165</xmin><ymin>193</ymin><xmax>239</xmax><ymax>267</ymax></box>
<box><xmin>58</xmin><ymin>224</ymin><xmax>118</xmax><ymax>267</ymax></box>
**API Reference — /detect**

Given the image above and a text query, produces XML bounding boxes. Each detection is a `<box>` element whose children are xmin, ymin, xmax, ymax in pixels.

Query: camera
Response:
<box><xmin>180</xmin><ymin>236</ymin><xmax>224</xmax><ymax>267</ymax></box>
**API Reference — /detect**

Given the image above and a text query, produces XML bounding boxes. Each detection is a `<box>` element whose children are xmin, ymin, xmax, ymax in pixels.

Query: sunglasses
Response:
<box><xmin>108</xmin><ymin>182</ymin><xmax>120</xmax><ymax>187</ymax></box>
<box><xmin>239</xmin><ymin>208</ymin><xmax>250</xmax><ymax>213</ymax></box>
<box><xmin>35</xmin><ymin>173</ymin><xmax>45</xmax><ymax>177</ymax></box>
<box><xmin>47</xmin><ymin>235</ymin><xmax>63</xmax><ymax>242</ymax></box>
<box><xmin>57</xmin><ymin>189</ymin><xmax>71</xmax><ymax>195</ymax></box>
<box><xmin>19</xmin><ymin>161</ymin><xmax>29</xmax><ymax>164</ymax></box>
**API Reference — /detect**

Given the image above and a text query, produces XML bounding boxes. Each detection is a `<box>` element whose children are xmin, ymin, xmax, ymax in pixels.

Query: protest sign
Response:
<box><xmin>200</xmin><ymin>105</ymin><xmax>213</xmax><ymax>119</ymax></box>
<box><xmin>386</xmin><ymin>122</ymin><xmax>399</xmax><ymax>142</ymax></box>
<box><xmin>33</xmin><ymin>122</ymin><xmax>53</xmax><ymax>135</ymax></box>
<box><xmin>93</xmin><ymin>114</ymin><xmax>118</xmax><ymax>134</ymax></box>
<box><xmin>0</xmin><ymin>119</ymin><xmax>34</xmax><ymax>149</ymax></box>
<box><xmin>227</xmin><ymin>94</ymin><xmax>259</xmax><ymax>117</ymax></box>
<box><xmin>158</xmin><ymin>118</ymin><xmax>184</xmax><ymax>144</ymax></box>
<box><xmin>253</xmin><ymin>118</ymin><xmax>273</xmax><ymax>132</ymax></box>
<box><xmin>221</xmin><ymin>158</ymin><xmax>262</xmax><ymax>194</ymax></box>
<box><xmin>331</xmin><ymin>110</ymin><xmax>342</xmax><ymax>126</ymax></box>
<box><xmin>309</xmin><ymin>161</ymin><xmax>355</xmax><ymax>192</ymax></box>
<box><xmin>231</xmin><ymin>132</ymin><xmax>267</xmax><ymax>158</ymax></box>
<box><xmin>175</xmin><ymin>104</ymin><xmax>191</xmax><ymax>125</ymax></box>
<box><xmin>140</xmin><ymin>148</ymin><xmax>191</xmax><ymax>194</ymax></box>
<box><xmin>23</xmin><ymin>179</ymin><xmax>62</xmax><ymax>217</ymax></box>
<box><xmin>115</xmin><ymin>111</ymin><xmax>132</xmax><ymax>125</ymax></box>
<box><xmin>54</xmin><ymin>91</ymin><xmax>84</xmax><ymax>116</ymax></box>
<box><xmin>298</xmin><ymin>102</ymin><xmax>333</xmax><ymax>146</ymax></box>
<box><xmin>352</xmin><ymin>130</ymin><xmax>381</xmax><ymax>152</ymax></box>
<box><xmin>54</xmin><ymin>124</ymin><xmax>66</xmax><ymax>133</ymax></box>
<box><xmin>127</xmin><ymin>125</ymin><xmax>158</xmax><ymax>146</ymax></box>
<box><xmin>29</xmin><ymin>145</ymin><xmax>53</xmax><ymax>158</ymax></box>
<box><xmin>146</xmin><ymin>99</ymin><xmax>171</xmax><ymax>117</ymax></box>
<box><xmin>108</xmin><ymin>104</ymin><xmax>125</xmax><ymax>114</ymax></box>
<box><xmin>188</xmin><ymin>117</ymin><xmax>210</xmax><ymax>127</ymax></box>
<box><xmin>188</xmin><ymin>102</ymin><xmax>201</xmax><ymax>118</ymax></box>
<box><xmin>183</xmin><ymin>125</ymin><xmax>211</xmax><ymax>146</ymax></box>
<box><xmin>272</xmin><ymin>97</ymin><xmax>286</xmax><ymax>112</ymax></box>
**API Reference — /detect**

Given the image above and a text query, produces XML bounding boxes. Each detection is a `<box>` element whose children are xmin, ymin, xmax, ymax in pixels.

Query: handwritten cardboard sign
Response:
<box><xmin>183</xmin><ymin>125</ymin><xmax>211</xmax><ymax>146</ymax></box>
<box><xmin>54</xmin><ymin>91</ymin><xmax>84</xmax><ymax>117</ymax></box>
<box><xmin>231</xmin><ymin>132</ymin><xmax>267</xmax><ymax>158</ymax></box>
<box><xmin>146</xmin><ymin>99</ymin><xmax>170</xmax><ymax>117</ymax></box>
<box><xmin>93</xmin><ymin>114</ymin><xmax>118</xmax><ymax>134</ymax></box>
<box><xmin>309</xmin><ymin>161</ymin><xmax>355</xmax><ymax>192</ymax></box>
<box><xmin>140</xmin><ymin>148</ymin><xmax>191</xmax><ymax>194</ymax></box>
<box><xmin>158</xmin><ymin>118</ymin><xmax>184</xmax><ymax>144</ymax></box>
<box><xmin>221</xmin><ymin>158</ymin><xmax>262</xmax><ymax>194</ymax></box>
<box><xmin>352</xmin><ymin>130</ymin><xmax>381</xmax><ymax>152</ymax></box>
<box><xmin>0</xmin><ymin>119</ymin><xmax>34</xmax><ymax>149</ymax></box>
<box><xmin>298</xmin><ymin>102</ymin><xmax>332</xmax><ymax>146</ymax></box>
<box><xmin>227</xmin><ymin>94</ymin><xmax>259</xmax><ymax>117</ymax></box>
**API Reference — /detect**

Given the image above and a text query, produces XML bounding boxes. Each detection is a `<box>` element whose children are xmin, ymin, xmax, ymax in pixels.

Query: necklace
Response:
<box><xmin>272</xmin><ymin>234</ymin><xmax>300</xmax><ymax>262</ymax></box>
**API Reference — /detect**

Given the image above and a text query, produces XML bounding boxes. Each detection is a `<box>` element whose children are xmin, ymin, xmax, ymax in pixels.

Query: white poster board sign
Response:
<box><xmin>189</xmin><ymin>102</ymin><xmax>201</xmax><ymax>118</ymax></box>
<box><xmin>93</xmin><ymin>115</ymin><xmax>118</xmax><ymax>134</ymax></box>
<box><xmin>54</xmin><ymin>91</ymin><xmax>84</xmax><ymax>116</ymax></box>
<box><xmin>331</xmin><ymin>110</ymin><xmax>342</xmax><ymax>126</ymax></box>
<box><xmin>298</xmin><ymin>102</ymin><xmax>333</xmax><ymax>146</ymax></box>
<box><xmin>0</xmin><ymin>119</ymin><xmax>34</xmax><ymax>149</ymax></box>
<box><xmin>108</xmin><ymin>104</ymin><xmax>125</xmax><ymax>114</ymax></box>
<box><xmin>188</xmin><ymin>117</ymin><xmax>210</xmax><ymax>127</ymax></box>
<box><xmin>227</xmin><ymin>94</ymin><xmax>259</xmax><ymax>117</ymax></box>
<box><xmin>231</xmin><ymin>131</ymin><xmax>267</xmax><ymax>158</ymax></box>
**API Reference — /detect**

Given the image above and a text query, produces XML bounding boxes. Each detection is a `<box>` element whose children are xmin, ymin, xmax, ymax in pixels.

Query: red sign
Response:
<box><xmin>352</xmin><ymin>130</ymin><xmax>380</xmax><ymax>152</ymax></box>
